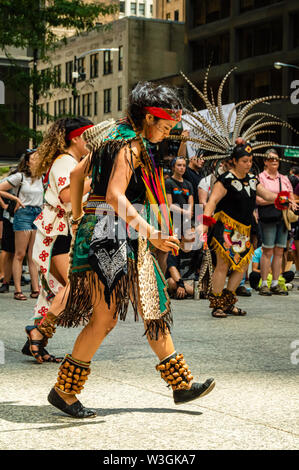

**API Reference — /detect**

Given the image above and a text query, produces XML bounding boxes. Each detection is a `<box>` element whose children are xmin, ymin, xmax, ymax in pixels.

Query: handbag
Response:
<box><xmin>258</xmin><ymin>177</ymin><xmax>282</xmax><ymax>224</ymax></box>
<box><xmin>7</xmin><ymin>174</ymin><xmax>23</xmax><ymax>217</ymax></box>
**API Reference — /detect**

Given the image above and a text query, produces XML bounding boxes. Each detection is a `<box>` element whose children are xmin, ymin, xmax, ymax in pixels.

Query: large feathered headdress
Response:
<box><xmin>171</xmin><ymin>66</ymin><xmax>299</xmax><ymax>163</ymax></box>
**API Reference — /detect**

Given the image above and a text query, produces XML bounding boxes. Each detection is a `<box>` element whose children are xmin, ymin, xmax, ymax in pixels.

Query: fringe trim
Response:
<box><xmin>213</xmin><ymin>211</ymin><xmax>251</xmax><ymax>236</ymax></box>
<box><xmin>143</xmin><ymin>315</ymin><xmax>173</xmax><ymax>341</ymax></box>
<box><xmin>57</xmin><ymin>260</ymin><xmax>139</xmax><ymax>329</ymax></box>
<box><xmin>210</xmin><ymin>237</ymin><xmax>254</xmax><ymax>272</ymax></box>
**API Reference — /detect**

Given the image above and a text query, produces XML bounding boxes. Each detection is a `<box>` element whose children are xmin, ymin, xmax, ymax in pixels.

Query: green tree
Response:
<box><xmin>0</xmin><ymin>0</ymin><xmax>118</xmax><ymax>145</ymax></box>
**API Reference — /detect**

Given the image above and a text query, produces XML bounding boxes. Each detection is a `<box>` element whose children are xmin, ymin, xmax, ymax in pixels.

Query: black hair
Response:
<box><xmin>231</xmin><ymin>138</ymin><xmax>252</xmax><ymax>163</ymax></box>
<box><xmin>290</xmin><ymin>166</ymin><xmax>299</xmax><ymax>175</ymax></box>
<box><xmin>127</xmin><ymin>81</ymin><xmax>182</xmax><ymax>130</ymax></box>
<box><xmin>17</xmin><ymin>148</ymin><xmax>36</xmax><ymax>177</ymax></box>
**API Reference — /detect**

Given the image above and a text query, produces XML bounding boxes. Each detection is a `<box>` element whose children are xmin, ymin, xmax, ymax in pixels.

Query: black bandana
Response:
<box><xmin>231</xmin><ymin>142</ymin><xmax>253</xmax><ymax>160</ymax></box>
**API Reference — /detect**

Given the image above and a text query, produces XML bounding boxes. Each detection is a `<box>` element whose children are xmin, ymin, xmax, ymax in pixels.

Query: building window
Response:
<box><xmin>150</xmin><ymin>4</ymin><xmax>153</xmax><ymax>15</ymax></box>
<box><xmin>237</xmin><ymin>19</ymin><xmax>282</xmax><ymax>60</ymax></box>
<box><xmin>69</xmin><ymin>97</ymin><xmax>72</xmax><ymax>114</ymax></box>
<box><xmin>90</xmin><ymin>54</ymin><xmax>98</xmax><ymax>79</ymax></box>
<box><xmin>103</xmin><ymin>50</ymin><xmax>113</xmax><ymax>75</ymax></box>
<box><xmin>77</xmin><ymin>57</ymin><xmax>86</xmax><ymax>82</ymax></box>
<box><xmin>174</xmin><ymin>10</ymin><xmax>179</xmax><ymax>21</ymax></box>
<box><xmin>166</xmin><ymin>13</ymin><xmax>171</xmax><ymax>20</ymax></box>
<box><xmin>53</xmin><ymin>65</ymin><xmax>61</xmax><ymax>87</ymax></box>
<box><xmin>139</xmin><ymin>3</ymin><xmax>145</xmax><ymax>16</ymax></box>
<box><xmin>65</xmin><ymin>61</ymin><xmax>73</xmax><ymax>84</ymax></box>
<box><xmin>237</xmin><ymin>69</ymin><xmax>282</xmax><ymax>101</ymax></box>
<box><xmin>104</xmin><ymin>88</ymin><xmax>112</xmax><ymax>113</ymax></box>
<box><xmin>46</xmin><ymin>102</ymin><xmax>50</xmax><ymax>124</ymax></box>
<box><xmin>193</xmin><ymin>0</ymin><xmax>231</xmax><ymax>27</ymax></box>
<box><xmin>120</xmin><ymin>1</ymin><xmax>125</xmax><ymax>13</ymax></box>
<box><xmin>118</xmin><ymin>86</ymin><xmax>122</xmax><ymax>111</ymax></box>
<box><xmin>291</xmin><ymin>12</ymin><xmax>299</xmax><ymax>49</ymax></box>
<box><xmin>192</xmin><ymin>33</ymin><xmax>230</xmax><ymax>70</ymax></box>
<box><xmin>94</xmin><ymin>91</ymin><xmax>98</xmax><ymax>116</ymax></box>
<box><xmin>40</xmin><ymin>68</ymin><xmax>51</xmax><ymax>91</ymax></box>
<box><xmin>58</xmin><ymin>98</ymin><xmax>67</xmax><ymax>116</ymax></box>
<box><xmin>239</xmin><ymin>0</ymin><xmax>279</xmax><ymax>14</ymax></box>
<box><xmin>82</xmin><ymin>93</ymin><xmax>92</xmax><ymax>116</ymax></box>
<box><xmin>130</xmin><ymin>2</ymin><xmax>137</xmax><ymax>15</ymax></box>
<box><xmin>118</xmin><ymin>46</ymin><xmax>123</xmax><ymax>71</ymax></box>
<box><xmin>54</xmin><ymin>101</ymin><xmax>57</xmax><ymax>118</ymax></box>
<box><xmin>37</xmin><ymin>104</ymin><xmax>44</xmax><ymax>126</ymax></box>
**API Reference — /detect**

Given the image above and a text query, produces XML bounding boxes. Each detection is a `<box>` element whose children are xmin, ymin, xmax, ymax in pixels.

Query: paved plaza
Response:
<box><xmin>0</xmin><ymin>281</ymin><xmax>298</xmax><ymax>450</ymax></box>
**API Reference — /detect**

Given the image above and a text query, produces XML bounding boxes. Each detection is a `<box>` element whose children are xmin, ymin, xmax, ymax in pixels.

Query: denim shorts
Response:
<box><xmin>260</xmin><ymin>220</ymin><xmax>288</xmax><ymax>248</ymax></box>
<box><xmin>13</xmin><ymin>206</ymin><xmax>42</xmax><ymax>232</ymax></box>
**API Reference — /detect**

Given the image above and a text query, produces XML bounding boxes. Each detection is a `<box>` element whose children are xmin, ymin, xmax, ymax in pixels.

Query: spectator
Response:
<box><xmin>257</xmin><ymin>149</ymin><xmax>294</xmax><ymax>296</ymax></box>
<box><xmin>292</xmin><ymin>178</ymin><xmax>299</xmax><ymax>273</ymax></box>
<box><xmin>197</xmin><ymin>160</ymin><xmax>230</xmax><ymax>209</ymax></box>
<box><xmin>166</xmin><ymin>228</ymin><xmax>203</xmax><ymax>299</ymax></box>
<box><xmin>288</xmin><ymin>166</ymin><xmax>299</xmax><ymax>191</ymax></box>
<box><xmin>249</xmin><ymin>246</ymin><xmax>294</xmax><ymax>292</ymax></box>
<box><xmin>184</xmin><ymin>149</ymin><xmax>205</xmax><ymax>210</ymax></box>
<box><xmin>0</xmin><ymin>150</ymin><xmax>43</xmax><ymax>300</ymax></box>
<box><xmin>165</xmin><ymin>157</ymin><xmax>194</xmax><ymax>238</ymax></box>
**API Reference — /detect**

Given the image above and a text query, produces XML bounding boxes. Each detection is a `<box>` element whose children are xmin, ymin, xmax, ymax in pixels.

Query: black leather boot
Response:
<box><xmin>48</xmin><ymin>354</ymin><xmax>97</xmax><ymax>418</ymax></box>
<box><xmin>47</xmin><ymin>388</ymin><xmax>97</xmax><ymax>418</ymax></box>
<box><xmin>156</xmin><ymin>352</ymin><xmax>215</xmax><ymax>405</ymax></box>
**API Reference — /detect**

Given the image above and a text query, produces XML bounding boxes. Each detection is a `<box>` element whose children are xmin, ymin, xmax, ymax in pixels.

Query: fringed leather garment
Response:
<box><xmin>57</xmin><ymin>120</ymin><xmax>172</xmax><ymax>339</ymax></box>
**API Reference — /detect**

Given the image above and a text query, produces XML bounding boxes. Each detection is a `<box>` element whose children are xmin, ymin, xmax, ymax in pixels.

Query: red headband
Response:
<box><xmin>67</xmin><ymin>125</ymin><xmax>93</xmax><ymax>141</ymax></box>
<box><xmin>144</xmin><ymin>106</ymin><xmax>182</xmax><ymax>121</ymax></box>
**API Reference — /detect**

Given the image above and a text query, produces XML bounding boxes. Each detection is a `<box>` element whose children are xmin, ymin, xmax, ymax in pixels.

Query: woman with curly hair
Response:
<box><xmin>30</xmin><ymin>81</ymin><xmax>215</xmax><ymax>418</ymax></box>
<box><xmin>23</xmin><ymin>116</ymin><xmax>93</xmax><ymax>363</ymax></box>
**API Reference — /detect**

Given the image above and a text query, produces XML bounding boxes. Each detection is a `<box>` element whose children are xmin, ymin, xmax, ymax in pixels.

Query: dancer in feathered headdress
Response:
<box><xmin>177</xmin><ymin>68</ymin><xmax>298</xmax><ymax>318</ymax></box>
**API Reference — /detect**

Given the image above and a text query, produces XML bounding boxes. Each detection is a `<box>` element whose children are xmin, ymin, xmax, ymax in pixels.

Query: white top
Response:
<box><xmin>198</xmin><ymin>174</ymin><xmax>212</xmax><ymax>195</ymax></box>
<box><xmin>7</xmin><ymin>172</ymin><xmax>43</xmax><ymax>208</ymax></box>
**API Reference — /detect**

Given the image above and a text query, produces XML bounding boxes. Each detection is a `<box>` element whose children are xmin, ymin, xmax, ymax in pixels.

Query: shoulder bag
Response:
<box><xmin>258</xmin><ymin>177</ymin><xmax>282</xmax><ymax>224</ymax></box>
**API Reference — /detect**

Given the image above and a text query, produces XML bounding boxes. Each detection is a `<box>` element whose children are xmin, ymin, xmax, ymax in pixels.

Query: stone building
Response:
<box><xmin>49</xmin><ymin>0</ymin><xmax>119</xmax><ymax>39</ymax></box>
<box><xmin>186</xmin><ymin>0</ymin><xmax>299</xmax><ymax>146</ymax></box>
<box><xmin>34</xmin><ymin>17</ymin><xmax>184</xmax><ymax>133</ymax></box>
<box><xmin>119</xmin><ymin>0</ymin><xmax>154</xmax><ymax>18</ymax></box>
<box><xmin>154</xmin><ymin>0</ymin><xmax>185</xmax><ymax>22</ymax></box>
<box><xmin>156</xmin><ymin>0</ymin><xmax>299</xmax><ymax>149</ymax></box>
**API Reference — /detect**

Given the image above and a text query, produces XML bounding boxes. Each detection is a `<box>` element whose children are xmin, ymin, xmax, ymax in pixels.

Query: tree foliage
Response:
<box><xmin>0</xmin><ymin>1</ymin><xmax>118</xmax><ymax>57</ymax></box>
<box><xmin>0</xmin><ymin>0</ymin><xmax>119</xmax><ymax>145</ymax></box>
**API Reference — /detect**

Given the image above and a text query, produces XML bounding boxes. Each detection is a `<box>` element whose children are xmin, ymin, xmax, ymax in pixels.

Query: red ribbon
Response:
<box><xmin>197</xmin><ymin>214</ymin><xmax>217</xmax><ymax>226</ymax></box>
<box><xmin>144</xmin><ymin>106</ymin><xmax>182</xmax><ymax>121</ymax></box>
<box><xmin>67</xmin><ymin>125</ymin><xmax>93</xmax><ymax>141</ymax></box>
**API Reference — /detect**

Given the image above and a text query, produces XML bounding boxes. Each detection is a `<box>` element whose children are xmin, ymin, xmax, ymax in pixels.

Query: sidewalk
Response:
<box><xmin>0</xmin><ymin>283</ymin><xmax>298</xmax><ymax>450</ymax></box>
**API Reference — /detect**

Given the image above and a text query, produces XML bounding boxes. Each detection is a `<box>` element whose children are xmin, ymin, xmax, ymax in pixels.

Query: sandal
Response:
<box><xmin>225</xmin><ymin>306</ymin><xmax>247</xmax><ymax>316</ymax></box>
<box><xmin>21</xmin><ymin>338</ymin><xmax>63</xmax><ymax>363</ymax></box>
<box><xmin>40</xmin><ymin>348</ymin><xmax>63</xmax><ymax>363</ymax></box>
<box><xmin>25</xmin><ymin>325</ymin><xmax>46</xmax><ymax>363</ymax></box>
<box><xmin>211</xmin><ymin>308</ymin><xmax>227</xmax><ymax>318</ymax></box>
<box><xmin>30</xmin><ymin>291</ymin><xmax>40</xmax><ymax>299</ymax></box>
<box><xmin>14</xmin><ymin>292</ymin><xmax>27</xmax><ymax>301</ymax></box>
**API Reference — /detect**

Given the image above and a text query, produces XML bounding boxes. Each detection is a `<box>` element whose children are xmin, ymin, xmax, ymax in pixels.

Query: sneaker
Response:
<box><xmin>270</xmin><ymin>285</ymin><xmax>288</xmax><ymax>296</ymax></box>
<box><xmin>258</xmin><ymin>285</ymin><xmax>272</xmax><ymax>296</ymax></box>
<box><xmin>0</xmin><ymin>283</ymin><xmax>9</xmax><ymax>293</ymax></box>
<box><xmin>236</xmin><ymin>285</ymin><xmax>252</xmax><ymax>297</ymax></box>
<box><xmin>285</xmin><ymin>283</ymin><xmax>294</xmax><ymax>291</ymax></box>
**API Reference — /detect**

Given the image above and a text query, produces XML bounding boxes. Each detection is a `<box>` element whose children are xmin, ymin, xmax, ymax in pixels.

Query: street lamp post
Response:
<box><xmin>274</xmin><ymin>62</ymin><xmax>299</xmax><ymax>71</ymax></box>
<box><xmin>72</xmin><ymin>48</ymin><xmax>118</xmax><ymax>116</ymax></box>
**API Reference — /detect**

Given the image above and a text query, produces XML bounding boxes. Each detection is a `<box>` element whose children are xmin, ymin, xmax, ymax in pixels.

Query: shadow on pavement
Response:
<box><xmin>0</xmin><ymin>402</ymin><xmax>202</xmax><ymax>430</ymax></box>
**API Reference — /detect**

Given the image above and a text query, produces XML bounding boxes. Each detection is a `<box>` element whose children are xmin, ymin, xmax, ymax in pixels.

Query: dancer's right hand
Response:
<box><xmin>148</xmin><ymin>230</ymin><xmax>180</xmax><ymax>253</ymax></box>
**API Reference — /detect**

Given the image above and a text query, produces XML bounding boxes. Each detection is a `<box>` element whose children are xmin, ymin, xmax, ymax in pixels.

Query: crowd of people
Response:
<box><xmin>161</xmin><ymin>139</ymin><xmax>299</xmax><ymax>311</ymax></box>
<box><xmin>0</xmin><ymin>79</ymin><xmax>298</xmax><ymax>419</ymax></box>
